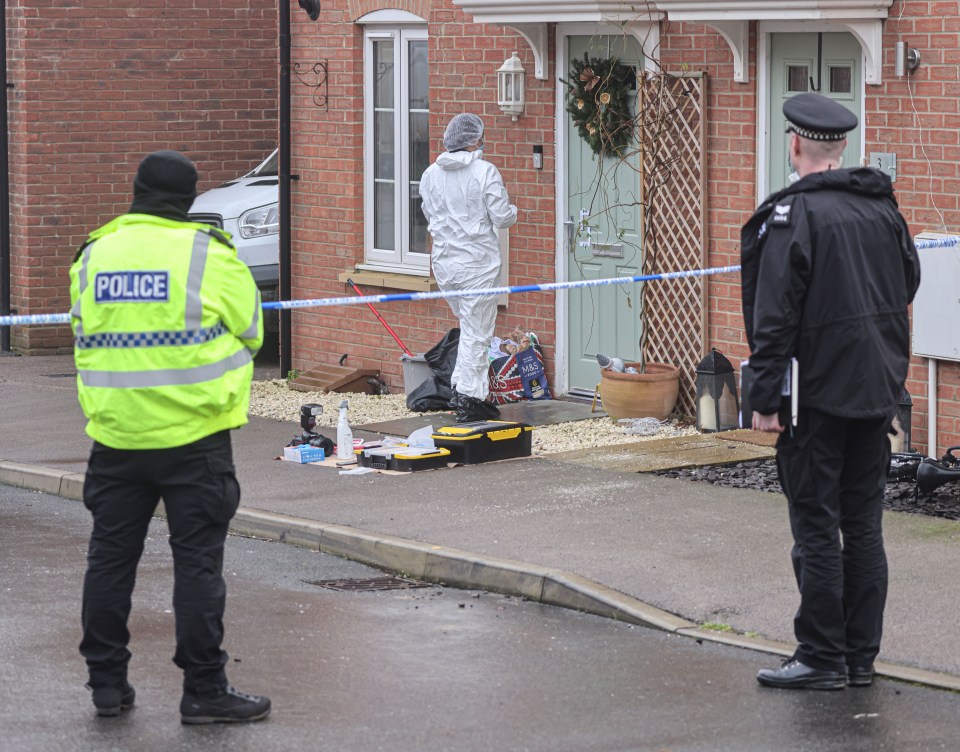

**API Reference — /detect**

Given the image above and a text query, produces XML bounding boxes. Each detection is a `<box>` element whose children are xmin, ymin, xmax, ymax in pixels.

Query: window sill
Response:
<box><xmin>337</xmin><ymin>268</ymin><xmax>438</xmax><ymax>292</ymax></box>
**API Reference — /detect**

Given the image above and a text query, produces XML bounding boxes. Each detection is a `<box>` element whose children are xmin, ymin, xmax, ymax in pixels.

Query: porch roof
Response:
<box><xmin>656</xmin><ymin>0</ymin><xmax>893</xmax><ymax>20</ymax></box>
<box><xmin>453</xmin><ymin>0</ymin><xmax>893</xmax><ymax>83</ymax></box>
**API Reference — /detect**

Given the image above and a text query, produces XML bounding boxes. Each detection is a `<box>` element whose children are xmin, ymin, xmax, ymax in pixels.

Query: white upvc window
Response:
<box><xmin>362</xmin><ymin>22</ymin><xmax>429</xmax><ymax>274</ymax></box>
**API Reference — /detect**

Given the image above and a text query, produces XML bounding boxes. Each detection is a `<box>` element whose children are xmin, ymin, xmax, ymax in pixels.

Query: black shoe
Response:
<box><xmin>756</xmin><ymin>659</ymin><xmax>846</xmax><ymax>690</ymax></box>
<box><xmin>87</xmin><ymin>681</ymin><xmax>136</xmax><ymax>717</ymax></box>
<box><xmin>847</xmin><ymin>664</ymin><xmax>875</xmax><ymax>687</ymax></box>
<box><xmin>180</xmin><ymin>685</ymin><xmax>271</xmax><ymax>725</ymax></box>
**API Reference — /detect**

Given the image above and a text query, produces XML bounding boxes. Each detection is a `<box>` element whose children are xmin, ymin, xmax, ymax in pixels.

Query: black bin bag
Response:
<box><xmin>406</xmin><ymin>328</ymin><xmax>460</xmax><ymax>412</ymax></box>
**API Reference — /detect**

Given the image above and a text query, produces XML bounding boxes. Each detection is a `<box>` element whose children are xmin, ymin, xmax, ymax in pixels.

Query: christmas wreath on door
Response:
<box><xmin>561</xmin><ymin>53</ymin><xmax>635</xmax><ymax>156</ymax></box>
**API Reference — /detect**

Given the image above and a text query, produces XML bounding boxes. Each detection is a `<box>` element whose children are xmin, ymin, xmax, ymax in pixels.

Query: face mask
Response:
<box><xmin>786</xmin><ymin>153</ymin><xmax>799</xmax><ymax>183</ymax></box>
<box><xmin>476</xmin><ymin>147</ymin><xmax>484</xmax><ymax>159</ymax></box>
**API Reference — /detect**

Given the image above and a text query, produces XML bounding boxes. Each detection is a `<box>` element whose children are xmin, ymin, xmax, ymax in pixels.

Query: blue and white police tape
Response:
<box><xmin>261</xmin><ymin>264</ymin><xmax>742</xmax><ymax>312</ymax></box>
<box><xmin>0</xmin><ymin>311</ymin><xmax>71</xmax><ymax>327</ymax></box>
<box><xmin>0</xmin><ymin>264</ymin><xmax>741</xmax><ymax>327</ymax></box>
<box><xmin>2</xmin><ymin>232</ymin><xmax>957</xmax><ymax>327</ymax></box>
<box><xmin>915</xmin><ymin>235</ymin><xmax>960</xmax><ymax>249</ymax></box>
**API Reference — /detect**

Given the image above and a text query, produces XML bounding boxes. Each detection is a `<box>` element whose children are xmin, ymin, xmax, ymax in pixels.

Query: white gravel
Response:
<box><xmin>249</xmin><ymin>379</ymin><xmax>698</xmax><ymax>455</ymax></box>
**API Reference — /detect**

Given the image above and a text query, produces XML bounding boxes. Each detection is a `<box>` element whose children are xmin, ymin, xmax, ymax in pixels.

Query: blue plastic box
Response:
<box><xmin>283</xmin><ymin>445</ymin><xmax>326</xmax><ymax>463</ymax></box>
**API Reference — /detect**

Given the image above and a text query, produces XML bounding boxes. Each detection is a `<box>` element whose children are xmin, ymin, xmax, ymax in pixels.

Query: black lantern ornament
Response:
<box><xmin>695</xmin><ymin>348</ymin><xmax>740</xmax><ymax>433</ymax></box>
<box><xmin>889</xmin><ymin>388</ymin><xmax>913</xmax><ymax>453</ymax></box>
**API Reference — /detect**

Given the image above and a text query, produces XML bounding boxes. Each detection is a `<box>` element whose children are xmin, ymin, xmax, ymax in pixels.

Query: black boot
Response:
<box><xmin>456</xmin><ymin>395</ymin><xmax>501</xmax><ymax>423</ymax></box>
<box><xmin>87</xmin><ymin>681</ymin><xmax>136</xmax><ymax>717</ymax></box>
<box><xmin>180</xmin><ymin>685</ymin><xmax>271</xmax><ymax>724</ymax></box>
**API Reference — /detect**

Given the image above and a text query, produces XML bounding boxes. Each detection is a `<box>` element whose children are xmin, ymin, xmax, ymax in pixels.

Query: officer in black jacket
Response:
<box><xmin>742</xmin><ymin>93</ymin><xmax>921</xmax><ymax>690</ymax></box>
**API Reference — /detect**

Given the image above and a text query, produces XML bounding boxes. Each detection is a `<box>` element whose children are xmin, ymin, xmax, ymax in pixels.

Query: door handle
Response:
<box><xmin>564</xmin><ymin>217</ymin><xmax>575</xmax><ymax>252</ymax></box>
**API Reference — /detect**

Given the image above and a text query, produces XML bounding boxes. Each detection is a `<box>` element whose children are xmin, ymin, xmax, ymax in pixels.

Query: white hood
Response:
<box><xmin>435</xmin><ymin>150</ymin><xmax>480</xmax><ymax>171</ymax></box>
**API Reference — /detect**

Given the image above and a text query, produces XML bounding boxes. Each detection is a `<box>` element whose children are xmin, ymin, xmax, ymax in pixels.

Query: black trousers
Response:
<box><xmin>79</xmin><ymin>430</ymin><xmax>240</xmax><ymax>694</ymax></box>
<box><xmin>776</xmin><ymin>409</ymin><xmax>890</xmax><ymax>672</ymax></box>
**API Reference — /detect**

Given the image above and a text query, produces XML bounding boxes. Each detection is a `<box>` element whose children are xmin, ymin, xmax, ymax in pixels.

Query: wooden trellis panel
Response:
<box><xmin>638</xmin><ymin>72</ymin><xmax>707</xmax><ymax>418</ymax></box>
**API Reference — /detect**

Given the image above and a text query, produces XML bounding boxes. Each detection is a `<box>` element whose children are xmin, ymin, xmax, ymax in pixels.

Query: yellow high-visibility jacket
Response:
<box><xmin>69</xmin><ymin>213</ymin><xmax>263</xmax><ymax>449</ymax></box>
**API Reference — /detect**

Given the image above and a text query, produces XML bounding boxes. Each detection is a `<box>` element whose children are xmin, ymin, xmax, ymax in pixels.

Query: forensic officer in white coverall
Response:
<box><xmin>419</xmin><ymin>113</ymin><xmax>518</xmax><ymax>423</ymax></box>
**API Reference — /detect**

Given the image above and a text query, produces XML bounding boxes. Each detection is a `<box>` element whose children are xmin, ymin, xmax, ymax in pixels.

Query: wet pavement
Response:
<box><xmin>3</xmin><ymin>485</ymin><xmax>959</xmax><ymax>752</ymax></box>
<box><xmin>2</xmin><ymin>354</ymin><xmax>960</xmax><ymax>689</ymax></box>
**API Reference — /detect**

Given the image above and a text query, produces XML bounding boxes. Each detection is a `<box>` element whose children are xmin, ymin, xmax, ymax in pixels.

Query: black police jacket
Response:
<box><xmin>741</xmin><ymin>167</ymin><xmax>921</xmax><ymax>419</ymax></box>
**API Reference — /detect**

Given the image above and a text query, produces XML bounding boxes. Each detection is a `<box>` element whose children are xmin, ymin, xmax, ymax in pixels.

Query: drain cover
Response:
<box><xmin>305</xmin><ymin>576</ymin><xmax>431</xmax><ymax>592</ymax></box>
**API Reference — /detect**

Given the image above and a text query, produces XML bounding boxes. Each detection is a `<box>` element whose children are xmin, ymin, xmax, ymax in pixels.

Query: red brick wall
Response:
<box><xmin>291</xmin><ymin>0</ymin><xmax>558</xmax><ymax>391</ymax></box>
<box><xmin>661</xmin><ymin>12</ymin><xmax>960</xmax><ymax>454</ymax></box>
<box><xmin>877</xmin><ymin>2</ymin><xmax>960</xmax><ymax>454</ymax></box>
<box><xmin>659</xmin><ymin>21</ymin><xmax>758</xmax><ymax>373</ymax></box>
<box><xmin>5</xmin><ymin>0</ymin><xmax>278</xmax><ymax>353</ymax></box>
<box><xmin>289</xmin><ymin>6</ymin><xmax>959</xmax><ymax>453</ymax></box>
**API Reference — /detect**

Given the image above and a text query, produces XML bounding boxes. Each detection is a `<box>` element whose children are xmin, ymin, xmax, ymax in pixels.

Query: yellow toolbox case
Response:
<box><xmin>431</xmin><ymin>421</ymin><xmax>533</xmax><ymax>464</ymax></box>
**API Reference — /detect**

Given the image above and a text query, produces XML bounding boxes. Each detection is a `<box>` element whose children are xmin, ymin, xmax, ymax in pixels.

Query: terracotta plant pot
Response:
<box><xmin>599</xmin><ymin>362</ymin><xmax>680</xmax><ymax>421</ymax></box>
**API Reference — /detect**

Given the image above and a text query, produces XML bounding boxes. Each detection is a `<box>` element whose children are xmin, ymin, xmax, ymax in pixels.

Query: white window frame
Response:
<box><xmin>361</xmin><ymin>17</ymin><xmax>429</xmax><ymax>275</ymax></box>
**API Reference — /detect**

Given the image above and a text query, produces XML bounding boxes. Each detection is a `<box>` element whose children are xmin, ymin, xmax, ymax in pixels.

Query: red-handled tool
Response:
<box><xmin>347</xmin><ymin>277</ymin><xmax>415</xmax><ymax>357</ymax></box>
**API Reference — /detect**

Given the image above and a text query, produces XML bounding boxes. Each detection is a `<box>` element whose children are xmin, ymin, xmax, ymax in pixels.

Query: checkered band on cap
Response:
<box><xmin>75</xmin><ymin>322</ymin><xmax>227</xmax><ymax>350</ymax></box>
<box><xmin>785</xmin><ymin>121</ymin><xmax>848</xmax><ymax>142</ymax></box>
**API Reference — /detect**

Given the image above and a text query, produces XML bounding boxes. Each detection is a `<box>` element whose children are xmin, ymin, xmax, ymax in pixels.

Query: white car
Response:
<box><xmin>189</xmin><ymin>149</ymin><xmax>279</xmax><ymax>330</ymax></box>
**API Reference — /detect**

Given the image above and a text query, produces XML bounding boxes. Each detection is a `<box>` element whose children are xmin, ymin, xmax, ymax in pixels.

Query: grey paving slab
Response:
<box><xmin>547</xmin><ymin>437</ymin><xmax>775</xmax><ymax>472</ymax></box>
<box><xmin>357</xmin><ymin>397</ymin><xmax>605</xmax><ymax>434</ymax></box>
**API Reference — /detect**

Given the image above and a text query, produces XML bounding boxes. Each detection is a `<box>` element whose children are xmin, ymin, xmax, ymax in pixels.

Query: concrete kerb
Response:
<box><xmin>4</xmin><ymin>459</ymin><xmax>960</xmax><ymax>693</ymax></box>
<box><xmin>0</xmin><ymin>461</ymin><xmax>86</xmax><ymax>500</ymax></box>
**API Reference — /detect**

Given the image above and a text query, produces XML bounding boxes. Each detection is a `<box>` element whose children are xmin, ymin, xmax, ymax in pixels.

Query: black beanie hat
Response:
<box><xmin>133</xmin><ymin>150</ymin><xmax>198</xmax><ymax>200</ymax></box>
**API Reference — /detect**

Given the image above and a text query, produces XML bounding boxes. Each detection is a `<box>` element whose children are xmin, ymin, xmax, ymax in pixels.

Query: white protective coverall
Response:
<box><xmin>419</xmin><ymin>150</ymin><xmax>517</xmax><ymax>400</ymax></box>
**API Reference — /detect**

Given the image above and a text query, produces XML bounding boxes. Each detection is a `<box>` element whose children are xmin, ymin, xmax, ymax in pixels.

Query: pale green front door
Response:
<box><xmin>565</xmin><ymin>34</ymin><xmax>645</xmax><ymax>393</ymax></box>
<box><xmin>768</xmin><ymin>32</ymin><xmax>862</xmax><ymax>192</ymax></box>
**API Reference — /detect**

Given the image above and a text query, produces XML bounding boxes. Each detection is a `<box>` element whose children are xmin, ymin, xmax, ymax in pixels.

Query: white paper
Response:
<box><xmin>406</xmin><ymin>425</ymin><xmax>436</xmax><ymax>449</ymax></box>
<box><xmin>339</xmin><ymin>467</ymin><xmax>375</xmax><ymax>475</ymax></box>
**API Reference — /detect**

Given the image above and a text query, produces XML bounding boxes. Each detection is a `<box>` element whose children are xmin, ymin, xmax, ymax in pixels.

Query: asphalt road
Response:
<box><xmin>2</xmin><ymin>485</ymin><xmax>958</xmax><ymax>752</ymax></box>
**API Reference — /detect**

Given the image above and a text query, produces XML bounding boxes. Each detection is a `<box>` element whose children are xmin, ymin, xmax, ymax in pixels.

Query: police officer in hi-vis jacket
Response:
<box><xmin>70</xmin><ymin>150</ymin><xmax>269</xmax><ymax>723</ymax></box>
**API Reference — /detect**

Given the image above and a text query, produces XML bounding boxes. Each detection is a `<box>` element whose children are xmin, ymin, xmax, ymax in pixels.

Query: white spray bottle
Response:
<box><xmin>337</xmin><ymin>399</ymin><xmax>354</xmax><ymax>461</ymax></box>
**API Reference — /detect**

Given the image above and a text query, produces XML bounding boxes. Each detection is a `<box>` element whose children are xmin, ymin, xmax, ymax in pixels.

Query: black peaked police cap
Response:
<box><xmin>783</xmin><ymin>92</ymin><xmax>858</xmax><ymax>142</ymax></box>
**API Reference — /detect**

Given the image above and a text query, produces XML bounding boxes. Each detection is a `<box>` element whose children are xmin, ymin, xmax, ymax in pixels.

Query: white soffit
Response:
<box><xmin>659</xmin><ymin>0</ymin><xmax>891</xmax><ymax>84</ymax></box>
<box><xmin>658</xmin><ymin>0</ymin><xmax>892</xmax><ymax>19</ymax></box>
<box><xmin>452</xmin><ymin>0</ymin><xmax>662</xmax><ymax>79</ymax></box>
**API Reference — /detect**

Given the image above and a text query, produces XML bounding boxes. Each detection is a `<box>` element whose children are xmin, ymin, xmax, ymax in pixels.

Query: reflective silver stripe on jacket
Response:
<box><xmin>184</xmin><ymin>231</ymin><xmax>211</xmax><ymax>329</ymax></box>
<box><xmin>71</xmin><ymin>242</ymin><xmax>96</xmax><ymax>337</ymax></box>
<box><xmin>239</xmin><ymin>294</ymin><xmax>260</xmax><ymax>341</ymax></box>
<box><xmin>78</xmin><ymin>348</ymin><xmax>252</xmax><ymax>388</ymax></box>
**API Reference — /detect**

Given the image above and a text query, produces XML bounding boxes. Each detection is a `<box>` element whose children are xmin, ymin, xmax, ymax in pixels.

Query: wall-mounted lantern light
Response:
<box><xmin>497</xmin><ymin>51</ymin><xmax>525</xmax><ymax>121</ymax></box>
<box><xmin>895</xmin><ymin>41</ymin><xmax>920</xmax><ymax>77</ymax></box>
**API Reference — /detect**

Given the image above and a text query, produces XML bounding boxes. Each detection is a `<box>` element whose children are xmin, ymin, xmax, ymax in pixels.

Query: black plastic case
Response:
<box><xmin>431</xmin><ymin>421</ymin><xmax>533</xmax><ymax>464</ymax></box>
<box><xmin>357</xmin><ymin>446</ymin><xmax>451</xmax><ymax>472</ymax></box>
